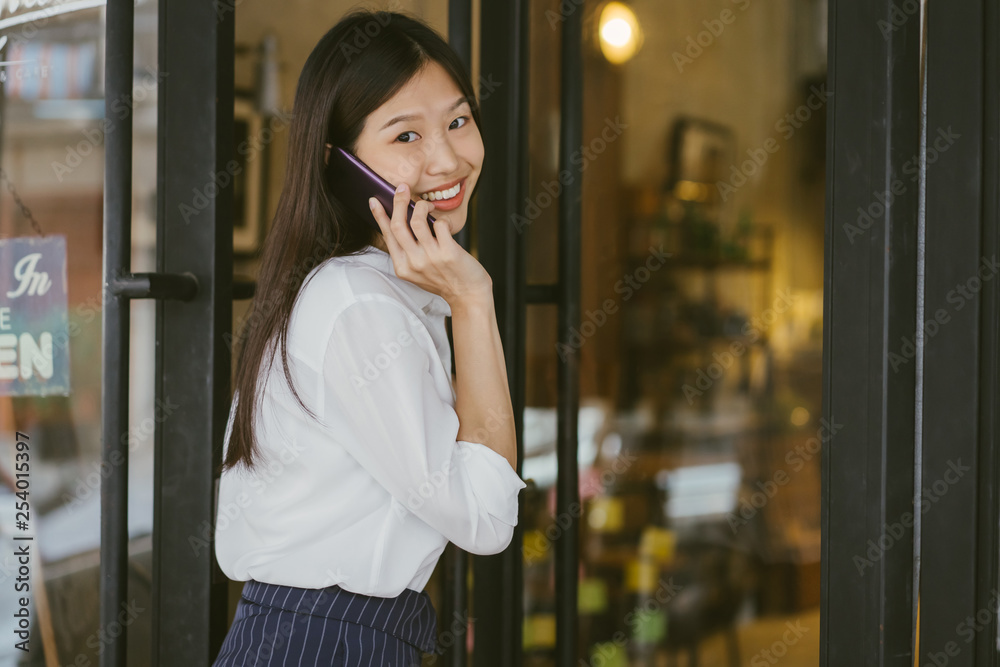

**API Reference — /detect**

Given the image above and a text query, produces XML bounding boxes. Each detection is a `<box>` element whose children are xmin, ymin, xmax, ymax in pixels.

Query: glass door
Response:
<box><xmin>507</xmin><ymin>1</ymin><xmax>827</xmax><ymax>665</ymax></box>
<box><xmin>0</xmin><ymin>1</ymin><xmax>163</xmax><ymax>665</ymax></box>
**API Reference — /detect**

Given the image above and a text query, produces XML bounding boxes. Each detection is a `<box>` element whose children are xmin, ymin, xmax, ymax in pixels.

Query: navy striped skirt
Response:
<box><xmin>212</xmin><ymin>579</ymin><xmax>438</xmax><ymax>666</ymax></box>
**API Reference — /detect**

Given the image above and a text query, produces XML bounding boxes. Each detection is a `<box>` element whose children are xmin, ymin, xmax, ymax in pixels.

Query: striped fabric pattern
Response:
<box><xmin>212</xmin><ymin>579</ymin><xmax>438</xmax><ymax>666</ymax></box>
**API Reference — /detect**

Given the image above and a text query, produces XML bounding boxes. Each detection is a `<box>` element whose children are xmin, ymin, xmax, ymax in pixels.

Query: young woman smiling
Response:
<box><xmin>212</xmin><ymin>9</ymin><xmax>524</xmax><ymax>666</ymax></box>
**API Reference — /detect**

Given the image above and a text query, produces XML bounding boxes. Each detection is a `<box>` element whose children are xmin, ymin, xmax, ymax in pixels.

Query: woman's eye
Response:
<box><xmin>395</xmin><ymin>117</ymin><xmax>470</xmax><ymax>144</ymax></box>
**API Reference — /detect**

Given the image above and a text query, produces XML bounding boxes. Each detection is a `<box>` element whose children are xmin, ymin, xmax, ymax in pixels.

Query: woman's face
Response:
<box><xmin>347</xmin><ymin>60</ymin><xmax>484</xmax><ymax>238</ymax></box>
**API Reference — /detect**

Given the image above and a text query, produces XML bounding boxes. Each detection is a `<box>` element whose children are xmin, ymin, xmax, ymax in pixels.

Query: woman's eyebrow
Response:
<box><xmin>379</xmin><ymin>96</ymin><xmax>471</xmax><ymax>131</ymax></box>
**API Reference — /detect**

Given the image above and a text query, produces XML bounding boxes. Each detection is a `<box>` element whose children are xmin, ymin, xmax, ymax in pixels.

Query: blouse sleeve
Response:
<box><xmin>319</xmin><ymin>295</ymin><xmax>526</xmax><ymax>555</ymax></box>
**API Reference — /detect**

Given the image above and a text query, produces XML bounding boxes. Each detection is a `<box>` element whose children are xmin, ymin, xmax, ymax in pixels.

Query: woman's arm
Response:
<box><xmin>450</xmin><ymin>292</ymin><xmax>517</xmax><ymax>472</ymax></box>
<box><xmin>319</xmin><ymin>296</ymin><xmax>523</xmax><ymax>554</ymax></box>
<box><xmin>368</xmin><ymin>183</ymin><xmax>517</xmax><ymax>471</ymax></box>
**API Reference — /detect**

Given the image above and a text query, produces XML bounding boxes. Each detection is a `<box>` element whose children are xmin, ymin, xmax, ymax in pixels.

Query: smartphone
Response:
<box><xmin>327</xmin><ymin>146</ymin><xmax>437</xmax><ymax>237</ymax></box>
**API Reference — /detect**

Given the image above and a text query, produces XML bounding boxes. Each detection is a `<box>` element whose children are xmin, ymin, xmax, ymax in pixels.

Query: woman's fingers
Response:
<box><xmin>432</xmin><ymin>218</ymin><xmax>456</xmax><ymax>248</ymax></box>
<box><xmin>409</xmin><ymin>198</ymin><xmax>438</xmax><ymax>248</ymax></box>
<box><xmin>388</xmin><ymin>184</ymin><xmax>419</xmax><ymax>255</ymax></box>
<box><xmin>368</xmin><ymin>184</ymin><xmax>444</xmax><ymax>281</ymax></box>
<box><xmin>368</xmin><ymin>197</ymin><xmax>402</xmax><ymax>256</ymax></box>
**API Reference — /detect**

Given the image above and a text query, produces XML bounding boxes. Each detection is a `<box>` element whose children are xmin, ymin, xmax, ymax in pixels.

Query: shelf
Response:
<box><xmin>627</xmin><ymin>254</ymin><xmax>772</xmax><ymax>271</ymax></box>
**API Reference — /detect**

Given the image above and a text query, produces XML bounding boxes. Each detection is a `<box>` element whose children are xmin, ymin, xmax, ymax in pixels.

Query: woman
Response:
<box><xmin>212</xmin><ymin>9</ymin><xmax>525</xmax><ymax>666</ymax></box>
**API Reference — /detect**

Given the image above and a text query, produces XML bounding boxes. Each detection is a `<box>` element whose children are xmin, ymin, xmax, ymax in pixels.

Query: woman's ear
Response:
<box><xmin>324</xmin><ymin>143</ymin><xmax>332</xmax><ymax>166</ymax></box>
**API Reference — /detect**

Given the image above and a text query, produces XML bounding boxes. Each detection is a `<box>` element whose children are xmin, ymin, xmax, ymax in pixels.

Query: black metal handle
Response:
<box><xmin>109</xmin><ymin>272</ymin><xmax>199</xmax><ymax>301</ymax></box>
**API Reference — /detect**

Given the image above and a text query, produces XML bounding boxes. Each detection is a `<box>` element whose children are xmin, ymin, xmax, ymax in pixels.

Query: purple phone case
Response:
<box><xmin>327</xmin><ymin>146</ymin><xmax>437</xmax><ymax>236</ymax></box>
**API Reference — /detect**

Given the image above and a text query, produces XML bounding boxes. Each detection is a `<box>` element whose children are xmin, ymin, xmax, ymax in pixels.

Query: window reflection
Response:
<box><xmin>522</xmin><ymin>0</ymin><xmax>825</xmax><ymax>664</ymax></box>
<box><xmin>0</xmin><ymin>1</ymin><xmax>158</xmax><ymax>664</ymax></box>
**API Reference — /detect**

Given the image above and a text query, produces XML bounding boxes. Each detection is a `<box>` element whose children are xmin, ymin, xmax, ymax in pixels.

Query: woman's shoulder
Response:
<box><xmin>289</xmin><ymin>253</ymin><xmax>413</xmax><ymax>346</ymax></box>
<box><xmin>298</xmin><ymin>253</ymin><xmax>401</xmax><ymax>312</ymax></box>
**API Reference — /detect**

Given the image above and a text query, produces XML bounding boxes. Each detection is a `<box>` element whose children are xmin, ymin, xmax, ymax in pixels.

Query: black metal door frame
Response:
<box><xmin>101</xmin><ymin>0</ymin><xmax>233</xmax><ymax>664</ymax></box>
<box><xmin>473</xmin><ymin>0</ymin><xmax>533</xmax><ymax>665</ymax></box>
<box><xmin>150</xmin><ymin>0</ymin><xmax>234</xmax><ymax>662</ymax></box>
<box><xmin>823</xmin><ymin>0</ymin><xmax>1000</xmax><ymax>664</ymax></box>
<box><xmin>920</xmin><ymin>0</ymin><xmax>999</xmax><ymax>662</ymax></box>
<box><xmin>474</xmin><ymin>0</ymin><xmax>583</xmax><ymax>665</ymax></box>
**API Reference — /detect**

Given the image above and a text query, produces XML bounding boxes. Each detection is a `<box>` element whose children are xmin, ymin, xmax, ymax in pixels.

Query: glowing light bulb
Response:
<box><xmin>601</xmin><ymin>18</ymin><xmax>632</xmax><ymax>47</ymax></box>
<box><xmin>598</xmin><ymin>2</ymin><xmax>642</xmax><ymax>64</ymax></box>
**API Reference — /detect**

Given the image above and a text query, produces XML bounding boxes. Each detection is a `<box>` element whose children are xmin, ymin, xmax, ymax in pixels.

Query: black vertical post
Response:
<box><xmin>973</xmin><ymin>1</ymin><xmax>1000</xmax><ymax>664</ymax></box>
<box><xmin>555</xmin><ymin>2</ymin><xmax>581</xmax><ymax>665</ymax></box>
<box><xmin>443</xmin><ymin>2</ymin><xmax>472</xmax><ymax>665</ymax></box>
<box><xmin>918</xmin><ymin>0</ymin><xmax>993</xmax><ymax>663</ymax></box>
<box><xmin>449</xmin><ymin>0</ymin><xmax>473</xmax><ymax>254</ymax></box>
<box><xmin>822</xmin><ymin>0</ymin><xmax>921</xmax><ymax>664</ymax></box>
<box><xmin>100</xmin><ymin>0</ymin><xmax>134</xmax><ymax>665</ymax></box>
<box><xmin>152</xmin><ymin>0</ymin><xmax>233</xmax><ymax>662</ymax></box>
<box><xmin>476</xmin><ymin>0</ymin><xmax>530</xmax><ymax>665</ymax></box>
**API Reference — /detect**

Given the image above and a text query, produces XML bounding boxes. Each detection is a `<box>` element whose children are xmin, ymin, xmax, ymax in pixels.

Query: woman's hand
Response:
<box><xmin>368</xmin><ymin>183</ymin><xmax>493</xmax><ymax>307</ymax></box>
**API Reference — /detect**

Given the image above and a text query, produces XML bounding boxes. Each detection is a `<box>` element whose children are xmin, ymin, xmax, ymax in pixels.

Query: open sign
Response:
<box><xmin>0</xmin><ymin>235</ymin><xmax>69</xmax><ymax>396</ymax></box>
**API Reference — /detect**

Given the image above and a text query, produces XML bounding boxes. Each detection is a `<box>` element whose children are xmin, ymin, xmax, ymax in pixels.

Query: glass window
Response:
<box><xmin>519</xmin><ymin>1</ymin><xmax>826</xmax><ymax>664</ymax></box>
<box><xmin>0</xmin><ymin>1</ymin><xmax>159</xmax><ymax>664</ymax></box>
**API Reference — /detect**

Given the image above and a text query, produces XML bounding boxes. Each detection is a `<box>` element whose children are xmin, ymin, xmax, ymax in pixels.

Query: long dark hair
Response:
<box><xmin>223</xmin><ymin>9</ymin><xmax>484</xmax><ymax>471</ymax></box>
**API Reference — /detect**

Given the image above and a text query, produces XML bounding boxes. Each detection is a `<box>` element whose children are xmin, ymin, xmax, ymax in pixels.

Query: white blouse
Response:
<box><xmin>214</xmin><ymin>245</ymin><xmax>526</xmax><ymax>597</ymax></box>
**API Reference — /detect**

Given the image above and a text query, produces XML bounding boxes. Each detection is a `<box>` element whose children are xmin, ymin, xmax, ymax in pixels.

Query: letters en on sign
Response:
<box><xmin>0</xmin><ymin>235</ymin><xmax>70</xmax><ymax>396</ymax></box>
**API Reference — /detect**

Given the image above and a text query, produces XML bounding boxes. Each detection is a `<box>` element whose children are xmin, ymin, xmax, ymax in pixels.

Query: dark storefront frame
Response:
<box><xmin>151</xmin><ymin>0</ymin><xmax>234</xmax><ymax>662</ymax></box>
<box><xmin>821</xmin><ymin>0</ymin><xmax>921</xmax><ymax>661</ymax></box>
<box><xmin>101</xmin><ymin>0</ymin><xmax>233</xmax><ymax>663</ymax></box>
<box><xmin>96</xmin><ymin>0</ymin><xmax>1000</xmax><ymax>665</ymax></box>
<box><xmin>920</xmin><ymin>0</ymin><xmax>999</xmax><ymax>661</ymax></box>
<box><xmin>822</xmin><ymin>0</ymin><xmax>1000</xmax><ymax>665</ymax></box>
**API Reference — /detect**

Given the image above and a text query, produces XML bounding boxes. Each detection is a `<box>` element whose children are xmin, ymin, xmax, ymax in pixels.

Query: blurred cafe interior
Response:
<box><xmin>0</xmin><ymin>0</ymin><xmax>826</xmax><ymax>664</ymax></box>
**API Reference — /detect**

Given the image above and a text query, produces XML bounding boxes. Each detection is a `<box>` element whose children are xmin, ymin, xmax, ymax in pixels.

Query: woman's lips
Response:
<box><xmin>419</xmin><ymin>177</ymin><xmax>466</xmax><ymax>212</ymax></box>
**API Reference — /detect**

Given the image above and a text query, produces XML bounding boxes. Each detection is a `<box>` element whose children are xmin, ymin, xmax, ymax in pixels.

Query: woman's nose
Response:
<box><xmin>423</xmin><ymin>130</ymin><xmax>460</xmax><ymax>174</ymax></box>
